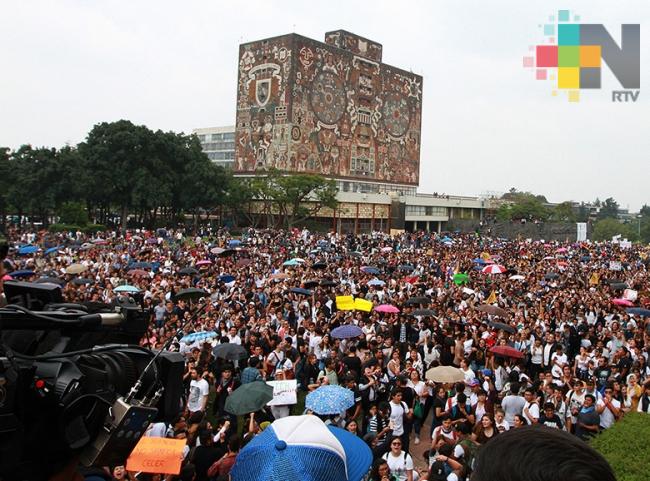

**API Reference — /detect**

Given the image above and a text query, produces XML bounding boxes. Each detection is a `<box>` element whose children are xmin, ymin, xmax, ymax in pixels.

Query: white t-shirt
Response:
<box><xmin>389</xmin><ymin>400</ymin><xmax>406</xmax><ymax>436</ymax></box>
<box><xmin>382</xmin><ymin>451</ymin><xmax>414</xmax><ymax>481</ymax></box>
<box><xmin>523</xmin><ymin>401</ymin><xmax>540</xmax><ymax>424</ymax></box>
<box><xmin>551</xmin><ymin>352</ymin><xmax>568</xmax><ymax>378</ymax></box>
<box><xmin>187</xmin><ymin>378</ymin><xmax>209</xmax><ymax>412</ymax></box>
<box><xmin>597</xmin><ymin>398</ymin><xmax>621</xmax><ymax>428</ymax></box>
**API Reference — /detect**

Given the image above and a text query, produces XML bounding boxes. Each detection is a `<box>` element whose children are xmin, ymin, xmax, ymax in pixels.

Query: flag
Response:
<box><xmin>589</xmin><ymin>272</ymin><xmax>599</xmax><ymax>286</ymax></box>
<box><xmin>486</xmin><ymin>290</ymin><xmax>497</xmax><ymax>304</ymax></box>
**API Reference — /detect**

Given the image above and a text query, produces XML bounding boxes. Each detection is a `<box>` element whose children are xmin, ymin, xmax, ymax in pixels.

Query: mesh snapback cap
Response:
<box><xmin>230</xmin><ymin>415</ymin><xmax>372</xmax><ymax>481</ymax></box>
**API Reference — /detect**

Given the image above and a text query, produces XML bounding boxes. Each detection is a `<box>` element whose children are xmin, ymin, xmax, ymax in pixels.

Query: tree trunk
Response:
<box><xmin>121</xmin><ymin>204</ymin><xmax>128</xmax><ymax>235</ymax></box>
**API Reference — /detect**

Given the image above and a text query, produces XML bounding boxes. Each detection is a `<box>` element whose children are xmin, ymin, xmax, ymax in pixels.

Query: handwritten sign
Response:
<box><xmin>266</xmin><ymin>379</ymin><xmax>298</xmax><ymax>406</ymax></box>
<box><xmin>126</xmin><ymin>437</ymin><xmax>186</xmax><ymax>475</ymax></box>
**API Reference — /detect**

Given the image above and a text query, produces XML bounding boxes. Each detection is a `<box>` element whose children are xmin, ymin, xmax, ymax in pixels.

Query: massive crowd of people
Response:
<box><xmin>4</xmin><ymin>225</ymin><xmax>650</xmax><ymax>481</ymax></box>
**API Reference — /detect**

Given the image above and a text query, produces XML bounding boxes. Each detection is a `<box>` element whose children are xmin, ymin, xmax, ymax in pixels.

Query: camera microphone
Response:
<box><xmin>78</xmin><ymin>312</ymin><xmax>126</xmax><ymax>326</ymax></box>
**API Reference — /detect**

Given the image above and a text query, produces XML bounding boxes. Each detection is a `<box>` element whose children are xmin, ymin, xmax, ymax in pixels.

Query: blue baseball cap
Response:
<box><xmin>230</xmin><ymin>415</ymin><xmax>372</xmax><ymax>481</ymax></box>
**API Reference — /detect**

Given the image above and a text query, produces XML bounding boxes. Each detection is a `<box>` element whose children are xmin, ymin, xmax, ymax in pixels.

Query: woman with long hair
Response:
<box><xmin>471</xmin><ymin>414</ymin><xmax>498</xmax><ymax>445</ymax></box>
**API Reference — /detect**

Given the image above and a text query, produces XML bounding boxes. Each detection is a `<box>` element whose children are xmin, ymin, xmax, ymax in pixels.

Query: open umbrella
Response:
<box><xmin>44</xmin><ymin>246</ymin><xmax>63</xmax><ymax>255</ymax></box>
<box><xmin>115</xmin><ymin>284</ymin><xmax>140</xmax><ymax>293</ymax></box>
<box><xmin>211</xmin><ymin>247</ymin><xmax>225</xmax><ymax>255</ymax></box>
<box><xmin>477</xmin><ymin>305</ymin><xmax>508</xmax><ymax>317</ymax></box>
<box><xmin>283</xmin><ymin>259</ymin><xmax>300</xmax><ymax>267</ymax></box>
<box><xmin>375</xmin><ymin>304</ymin><xmax>400</xmax><ymax>314</ymax></box>
<box><xmin>302</xmin><ymin>280</ymin><xmax>320</xmax><ymax>289</ymax></box>
<box><xmin>35</xmin><ymin>276</ymin><xmax>66</xmax><ymax>286</ymax></box>
<box><xmin>411</xmin><ymin>308</ymin><xmax>436</xmax><ymax>317</ymax></box>
<box><xmin>612</xmin><ymin>298</ymin><xmax>634</xmax><ymax>307</ymax></box>
<box><xmin>405</xmin><ymin>296</ymin><xmax>430</xmax><ymax>305</ymax></box>
<box><xmin>425</xmin><ymin>366</ymin><xmax>465</xmax><ymax>383</ymax></box>
<box><xmin>453</xmin><ymin>273</ymin><xmax>469</xmax><ymax>285</ymax></box>
<box><xmin>472</xmin><ymin>258</ymin><xmax>487</xmax><ymax>265</ymax></box>
<box><xmin>320</xmin><ymin>279</ymin><xmax>338</xmax><ymax>287</ymax></box>
<box><xmin>349</xmin><ymin>251</ymin><xmax>363</xmax><ymax>257</ymax></box>
<box><xmin>331</xmin><ymin>324</ymin><xmax>363</xmax><ymax>339</ymax></box>
<box><xmin>219</xmin><ymin>274</ymin><xmax>236</xmax><ymax>283</ymax></box>
<box><xmin>72</xmin><ymin>278</ymin><xmax>94</xmax><ymax>285</ymax></box>
<box><xmin>367</xmin><ymin>278</ymin><xmax>386</xmax><ymax>287</ymax></box>
<box><xmin>18</xmin><ymin>245</ymin><xmax>39</xmax><ymax>255</ymax></box>
<box><xmin>482</xmin><ymin>264</ymin><xmax>507</xmax><ymax>274</ymax></box>
<box><xmin>173</xmin><ymin>288</ymin><xmax>208</xmax><ymax>302</ymax></box>
<box><xmin>398</xmin><ymin>265</ymin><xmax>415</xmax><ymax>272</ymax></box>
<box><xmin>490</xmin><ymin>345</ymin><xmax>524</xmax><ymax>359</ymax></box>
<box><xmin>180</xmin><ymin>331</ymin><xmax>218</xmax><ymax>344</ymax></box>
<box><xmin>224</xmin><ymin>381</ymin><xmax>274</xmax><ymax>416</ymax></box>
<box><xmin>361</xmin><ymin>266</ymin><xmax>380</xmax><ymax>275</ymax></box>
<box><xmin>509</xmin><ymin>275</ymin><xmax>525</xmax><ymax>281</ymax></box>
<box><xmin>306</xmin><ymin>385</ymin><xmax>355</xmax><ymax>415</ymax></box>
<box><xmin>627</xmin><ymin>307</ymin><xmax>650</xmax><ymax>317</ymax></box>
<box><xmin>488</xmin><ymin>321</ymin><xmax>516</xmax><ymax>334</ymax></box>
<box><xmin>290</xmin><ymin>287</ymin><xmax>313</xmax><ymax>296</ymax></box>
<box><xmin>8</xmin><ymin>270</ymin><xmax>35</xmax><ymax>278</ymax></box>
<box><xmin>219</xmin><ymin>249</ymin><xmax>238</xmax><ymax>257</ymax></box>
<box><xmin>65</xmin><ymin>263</ymin><xmax>87</xmax><ymax>275</ymax></box>
<box><xmin>228</xmin><ymin>239</ymin><xmax>242</xmax><ymax>248</ymax></box>
<box><xmin>381</xmin><ymin>246</ymin><xmax>393</xmax><ymax>253</ymax></box>
<box><xmin>145</xmin><ymin>237</ymin><xmax>158</xmax><ymax>245</ymax></box>
<box><xmin>130</xmin><ymin>262</ymin><xmax>152</xmax><ymax>270</ymax></box>
<box><xmin>312</xmin><ymin>261</ymin><xmax>328</xmax><ymax>270</ymax></box>
<box><xmin>544</xmin><ymin>273</ymin><xmax>559</xmax><ymax>280</ymax></box>
<box><xmin>269</xmin><ymin>272</ymin><xmax>290</xmax><ymax>280</ymax></box>
<box><xmin>213</xmin><ymin>342</ymin><xmax>247</xmax><ymax>360</ymax></box>
<box><xmin>610</xmin><ymin>282</ymin><xmax>629</xmax><ymax>291</ymax></box>
<box><xmin>196</xmin><ymin>260</ymin><xmax>213</xmax><ymax>266</ymax></box>
<box><xmin>179</xmin><ymin>267</ymin><xmax>199</xmax><ymax>276</ymax></box>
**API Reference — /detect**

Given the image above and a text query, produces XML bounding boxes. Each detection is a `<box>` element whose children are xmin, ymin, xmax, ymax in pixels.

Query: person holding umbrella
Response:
<box><xmin>212</xmin><ymin>364</ymin><xmax>240</xmax><ymax>425</ymax></box>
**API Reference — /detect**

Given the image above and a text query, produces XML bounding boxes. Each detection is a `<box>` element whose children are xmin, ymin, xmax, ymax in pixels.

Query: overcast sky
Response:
<box><xmin>1</xmin><ymin>0</ymin><xmax>647</xmax><ymax>210</ymax></box>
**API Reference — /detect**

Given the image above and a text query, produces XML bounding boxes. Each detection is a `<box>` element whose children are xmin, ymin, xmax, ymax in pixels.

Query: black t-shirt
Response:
<box><xmin>539</xmin><ymin>413</ymin><xmax>563</xmax><ymax>429</ymax></box>
<box><xmin>343</xmin><ymin>355</ymin><xmax>362</xmax><ymax>379</ymax></box>
<box><xmin>400</xmin><ymin>386</ymin><xmax>415</xmax><ymax>409</ymax></box>
<box><xmin>433</xmin><ymin>396</ymin><xmax>447</xmax><ymax>420</ymax></box>
<box><xmin>193</xmin><ymin>445</ymin><xmax>224</xmax><ymax>481</ymax></box>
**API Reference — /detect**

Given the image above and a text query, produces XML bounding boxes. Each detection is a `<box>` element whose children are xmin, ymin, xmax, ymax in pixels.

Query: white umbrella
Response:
<box><xmin>482</xmin><ymin>264</ymin><xmax>507</xmax><ymax>274</ymax></box>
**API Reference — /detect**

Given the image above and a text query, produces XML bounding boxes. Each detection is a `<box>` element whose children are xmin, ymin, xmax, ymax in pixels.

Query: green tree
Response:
<box><xmin>0</xmin><ymin>147</ymin><xmax>12</xmax><ymax>229</ymax></box>
<box><xmin>598</xmin><ymin>197</ymin><xmax>619</xmax><ymax>219</ymax></box>
<box><xmin>58</xmin><ymin>201</ymin><xmax>89</xmax><ymax>226</ymax></box>
<box><xmin>576</xmin><ymin>202</ymin><xmax>589</xmax><ymax>222</ymax></box>
<box><xmin>552</xmin><ymin>201</ymin><xmax>577</xmax><ymax>222</ymax></box>
<box><xmin>592</xmin><ymin>218</ymin><xmax>635</xmax><ymax>241</ymax></box>
<box><xmin>640</xmin><ymin>204</ymin><xmax>650</xmax><ymax>217</ymax></box>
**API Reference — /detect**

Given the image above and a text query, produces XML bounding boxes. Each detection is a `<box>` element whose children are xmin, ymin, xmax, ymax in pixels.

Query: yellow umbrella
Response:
<box><xmin>65</xmin><ymin>263</ymin><xmax>87</xmax><ymax>275</ymax></box>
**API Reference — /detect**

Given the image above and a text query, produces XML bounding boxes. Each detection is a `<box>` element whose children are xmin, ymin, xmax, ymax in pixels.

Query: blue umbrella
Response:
<box><xmin>180</xmin><ymin>331</ymin><xmax>218</xmax><ymax>343</ymax></box>
<box><xmin>115</xmin><ymin>284</ymin><xmax>140</xmax><ymax>293</ymax></box>
<box><xmin>290</xmin><ymin>287</ymin><xmax>313</xmax><ymax>296</ymax></box>
<box><xmin>8</xmin><ymin>270</ymin><xmax>35</xmax><ymax>278</ymax></box>
<box><xmin>18</xmin><ymin>245</ymin><xmax>39</xmax><ymax>255</ymax></box>
<box><xmin>44</xmin><ymin>246</ymin><xmax>63</xmax><ymax>255</ymax></box>
<box><xmin>331</xmin><ymin>324</ymin><xmax>363</xmax><ymax>339</ymax></box>
<box><xmin>283</xmin><ymin>259</ymin><xmax>299</xmax><ymax>266</ymax></box>
<box><xmin>306</xmin><ymin>385</ymin><xmax>355</xmax><ymax>415</ymax></box>
<box><xmin>361</xmin><ymin>266</ymin><xmax>380</xmax><ymax>275</ymax></box>
<box><xmin>367</xmin><ymin>278</ymin><xmax>385</xmax><ymax>286</ymax></box>
<box><xmin>580</xmin><ymin>255</ymin><xmax>591</xmax><ymax>262</ymax></box>
<box><xmin>219</xmin><ymin>274</ymin><xmax>235</xmax><ymax>283</ymax></box>
<box><xmin>472</xmin><ymin>258</ymin><xmax>487</xmax><ymax>265</ymax></box>
<box><xmin>228</xmin><ymin>239</ymin><xmax>242</xmax><ymax>247</ymax></box>
<box><xmin>130</xmin><ymin>262</ymin><xmax>152</xmax><ymax>270</ymax></box>
<box><xmin>626</xmin><ymin>308</ymin><xmax>650</xmax><ymax>317</ymax></box>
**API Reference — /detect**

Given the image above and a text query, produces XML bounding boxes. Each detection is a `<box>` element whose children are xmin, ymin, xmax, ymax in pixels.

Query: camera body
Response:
<box><xmin>0</xmin><ymin>281</ymin><xmax>185</xmax><ymax>481</ymax></box>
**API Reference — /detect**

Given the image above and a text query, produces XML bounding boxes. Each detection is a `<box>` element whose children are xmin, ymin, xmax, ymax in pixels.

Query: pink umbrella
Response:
<box><xmin>2</xmin><ymin>274</ymin><xmax>12</xmax><ymax>281</ymax></box>
<box><xmin>612</xmin><ymin>298</ymin><xmax>634</xmax><ymax>307</ymax></box>
<box><xmin>482</xmin><ymin>264</ymin><xmax>507</xmax><ymax>274</ymax></box>
<box><xmin>196</xmin><ymin>260</ymin><xmax>212</xmax><ymax>266</ymax></box>
<box><xmin>375</xmin><ymin>304</ymin><xmax>400</xmax><ymax>314</ymax></box>
<box><xmin>556</xmin><ymin>247</ymin><xmax>568</xmax><ymax>253</ymax></box>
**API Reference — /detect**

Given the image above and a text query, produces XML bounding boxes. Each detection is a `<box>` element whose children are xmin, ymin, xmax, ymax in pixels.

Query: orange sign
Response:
<box><xmin>126</xmin><ymin>437</ymin><xmax>186</xmax><ymax>475</ymax></box>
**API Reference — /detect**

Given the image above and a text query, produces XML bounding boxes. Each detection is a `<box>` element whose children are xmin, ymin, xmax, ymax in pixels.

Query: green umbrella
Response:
<box><xmin>224</xmin><ymin>381</ymin><xmax>274</xmax><ymax>415</ymax></box>
<box><xmin>453</xmin><ymin>272</ymin><xmax>469</xmax><ymax>285</ymax></box>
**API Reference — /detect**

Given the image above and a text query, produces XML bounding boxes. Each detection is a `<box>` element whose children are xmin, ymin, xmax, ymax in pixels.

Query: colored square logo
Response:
<box><xmin>580</xmin><ymin>68</ymin><xmax>601</xmax><ymax>89</ymax></box>
<box><xmin>558</xmin><ymin>24</ymin><xmax>580</xmax><ymax>45</ymax></box>
<box><xmin>558</xmin><ymin>10</ymin><xmax>570</xmax><ymax>22</ymax></box>
<box><xmin>580</xmin><ymin>45</ymin><xmax>601</xmax><ymax>67</ymax></box>
<box><xmin>544</xmin><ymin>24</ymin><xmax>555</xmax><ymax>36</ymax></box>
<box><xmin>568</xmin><ymin>90</ymin><xmax>580</xmax><ymax>102</ymax></box>
<box><xmin>536</xmin><ymin>45</ymin><xmax>558</xmax><ymax>67</ymax></box>
<box><xmin>558</xmin><ymin>46</ymin><xmax>580</xmax><ymax>67</ymax></box>
<box><xmin>536</xmin><ymin>69</ymin><xmax>547</xmax><ymax>80</ymax></box>
<box><xmin>558</xmin><ymin>67</ymin><xmax>580</xmax><ymax>89</ymax></box>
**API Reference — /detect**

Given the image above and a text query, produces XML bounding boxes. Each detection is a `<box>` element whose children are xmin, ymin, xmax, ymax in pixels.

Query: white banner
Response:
<box><xmin>266</xmin><ymin>379</ymin><xmax>298</xmax><ymax>406</ymax></box>
<box><xmin>576</xmin><ymin>223</ymin><xmax>587</xmax><ymax>242</ymax></box>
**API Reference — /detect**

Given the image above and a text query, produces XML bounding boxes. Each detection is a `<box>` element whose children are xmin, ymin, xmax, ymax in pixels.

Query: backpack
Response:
<box><xmin>429</xmin><ymin>460</ymin><xmax>451</xmax><ymax>481</ymax></box>
<box><xmin>456</xmin><ymin>438</ymin><xmax>478</xmax><ymax>475</ymax></box>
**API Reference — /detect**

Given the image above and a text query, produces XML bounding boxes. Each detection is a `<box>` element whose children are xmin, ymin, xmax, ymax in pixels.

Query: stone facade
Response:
<box><xmin>235</xmin><ymin>30</ymin><xmax>422</xmax><ymax>187</ymax></box>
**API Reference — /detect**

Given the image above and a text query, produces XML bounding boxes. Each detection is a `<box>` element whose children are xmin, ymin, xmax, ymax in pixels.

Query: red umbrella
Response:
<box><xmin>612</xmin><ymin>298</ymin><xmax>634</xmax><ymax>307</ymax></box>
<box><xmin>127</xmin><ymin>269</ymin><xmax>149</xmax><ymax>277</ymax></box>
<box><xmin>490</xmin><ymin>345</ymin><xmax>524</xmax><ymax>359</ymax></box>
<box><xmin>481</xmin><ymin>264</ymin><xmax>507</xmax><ymax>274</ymax></box>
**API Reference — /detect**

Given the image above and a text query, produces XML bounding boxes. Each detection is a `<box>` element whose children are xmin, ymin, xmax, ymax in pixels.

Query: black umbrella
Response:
<box><xmin>405</xmin><ymin>296</ymin><xmax>430</xmax><ymax>305</ymax></box>
<box><xmin>130</xmin><ymin>262</ymin><xmax>152</xmax><ymax>270</ymax></box>
<box><xmin>303</xmin><ymin>280</ymin><xmax>320</xmax><ymax>289</ymax></box>
<box><xmin>312</xmin><ymin>262</ymin><xmax>328</xmax><ymax>270</ymax></box>
<box><xmin>610</xmin><ymin>282</ymin><xmax>629</xmax><ymax>290</ymax></box>
<box><xmin>213</xmin><ymin>343</ymin><xmax>247</xmax><ymax>361</ymax></box>
<box><xmin>179</xmin><ymin>267</ymin><xmax>199</xmax><ymax>276</ymax></box>
<box><xmin>320</xmin><ymin>279</ymin><xmax>338</xmax><ymax>287</ymax></box>
<box><xmin>35</xmin><ymin>276</ymin><xmax>66</xmax><ymax>286</ymax></box>
<box><xmin>72</xmin><ymin>278</ymin><xmax>94</xmax><ymax>285</ymax></box>
<box><xmin>349</xmin><ymin>251</ymin><xmax>363</xmax><ymax>257</ymax></box>
<box><xmin>411</xmin><ymin>308</ymin><xmax>436</xmax><ymax>317</ymax></box>
<box><xmin>544</xmin><ymin>273</ymin><xmax>559</xmax><ymax>280</ymax></box>
<box><xmin>488</xmin><ymin>321</ymin><xmax>516</xmax><ymax>334</ymax></box>
<box><xmin>398</xmin><ymin>265</ymin><xmax>415</xmax><ymax>272</ymax></box>
<box><xmin>218</xmin><ymin>249</ymin><xmax>237</xmax><ymax>257</ymax></box>
<box><xmin>173</xmin><ymin>288</ymin><xmax>208</xmax><ymax>302</ymax></box>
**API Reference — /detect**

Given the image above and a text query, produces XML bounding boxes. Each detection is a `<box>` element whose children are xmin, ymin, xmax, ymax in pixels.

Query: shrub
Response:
<box><xmin>49</xmin><ymin>223</ymin><xmax>106</xmax><ymax>234</ymax></box>
<box><xmin>590</xmin><ymin>412</ymin><xmax>650</xmax><ymax>481</ymax></box>
<box><xmin>58</xmin><ymin>201</ymin><xmax>89</xmax><ymax>226</ymax></box>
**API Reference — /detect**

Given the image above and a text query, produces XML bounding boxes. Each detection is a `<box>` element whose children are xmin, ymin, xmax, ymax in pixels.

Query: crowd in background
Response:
<box><xmin>4</xmin><ymin>225</ymin><xmax>650</xmax><ymax>481</ymax></box>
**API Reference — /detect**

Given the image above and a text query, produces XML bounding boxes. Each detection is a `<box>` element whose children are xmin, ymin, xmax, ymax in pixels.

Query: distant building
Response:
<box><xmin>193</xmin><ymin>126</ymin><xmax>235</xmax><ymax>168</ymax></box>
<box><xmin>234</xmin><ymin>30</ymin><xmax>422</xmax><ymax>195</ymax></box>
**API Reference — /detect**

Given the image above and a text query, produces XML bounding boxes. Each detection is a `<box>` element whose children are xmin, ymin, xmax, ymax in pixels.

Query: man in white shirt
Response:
<box><xmin>522</xmin><ymin>388</ymin><xmax>540</xmax><ymax>424</ymax></box>
<box><xmin>187</xmin><ymin>368</ymin><xmax>210</xmax><ymax>413</ymax></box>
<box><xmin>227</xmin><ymin>326</ymin><xmax>242</xmax><ymax>345</ymax></box>
<box><xmin>596</xmin><ymin>385</ymin><xmax>621</xmax><ymax>429</ymax></box>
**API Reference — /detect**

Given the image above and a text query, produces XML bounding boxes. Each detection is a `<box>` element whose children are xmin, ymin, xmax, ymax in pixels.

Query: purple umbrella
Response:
<box><xmin>331</xmin><ymin>324</ymin><xmax>363</xmax><ymax>339</ymax></box>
